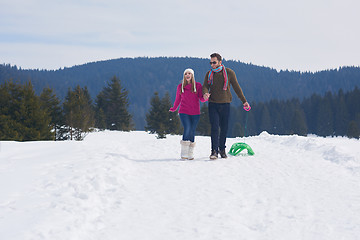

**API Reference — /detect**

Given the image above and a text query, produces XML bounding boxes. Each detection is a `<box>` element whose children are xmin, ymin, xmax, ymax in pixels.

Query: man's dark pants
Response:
<box><xmin>208</xmin><ymin>102</ymin><xmax>230</xmax><ymax>153</ymax></box>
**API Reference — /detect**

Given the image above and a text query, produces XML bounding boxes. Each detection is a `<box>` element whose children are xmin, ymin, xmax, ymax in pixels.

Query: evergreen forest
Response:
<box><xmin>1</xmin><ymin>80</ymin><xmax>359</xmax><ymax>141</ymax></box>
<box><xmin>1</xmin><ymin>57</ymin><xmax>360</xmax><ymax>140</ymax></box>
<box><xmin>1</xmin><ymin>57</ymin><xmax>360</xmax><ymax>130</ymax></box>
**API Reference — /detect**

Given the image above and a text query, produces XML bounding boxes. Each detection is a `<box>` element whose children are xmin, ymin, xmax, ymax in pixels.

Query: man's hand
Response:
<box><xmin>243</xmin><ymin>102</ymin><xmax>251</xmax><ymax>111</ymax></box>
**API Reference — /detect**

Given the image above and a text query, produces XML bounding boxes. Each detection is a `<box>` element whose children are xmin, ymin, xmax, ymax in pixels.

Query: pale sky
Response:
<box><xmin>1</xmin><ymin>0</ymin><xmax>359</xmax><ymax>72</ymax></box>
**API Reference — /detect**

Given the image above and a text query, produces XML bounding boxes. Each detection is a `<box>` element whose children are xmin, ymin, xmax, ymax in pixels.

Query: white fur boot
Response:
<box><xmin>180</xmin><ymin>140</ymin><xmax>190</xmax><ymax>159</ymax></box>
<box><xmin>188</xmin><ymin>142</ymin><xmax>196</xmax><ymax>160</ymax></box>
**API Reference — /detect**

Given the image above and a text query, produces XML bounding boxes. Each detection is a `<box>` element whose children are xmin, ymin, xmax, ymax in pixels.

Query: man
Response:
<box><xmin>203</xmin><ymin>53</ymin><xmax>250</xmax><ymax>159</ymax></box>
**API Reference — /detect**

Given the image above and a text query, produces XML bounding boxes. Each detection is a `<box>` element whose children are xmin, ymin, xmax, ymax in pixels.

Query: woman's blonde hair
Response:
<box><xmin>181</xmin><ymin>68</ymin><xmax>196</xmax><ymax>94</ymax></box>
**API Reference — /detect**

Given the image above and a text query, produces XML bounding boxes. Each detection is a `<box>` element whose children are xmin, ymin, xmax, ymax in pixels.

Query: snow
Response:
<box><xmin>1</xmin><ymin>131</ymin><xmax>360</xmax><ymax>240</ymax></box>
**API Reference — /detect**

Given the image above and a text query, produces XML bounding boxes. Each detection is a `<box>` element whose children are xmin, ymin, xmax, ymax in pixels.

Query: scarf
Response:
<box><xmin>207</xmin><ymin>64</ymin><xmax>228</xmax><ymax>90</ymax></box>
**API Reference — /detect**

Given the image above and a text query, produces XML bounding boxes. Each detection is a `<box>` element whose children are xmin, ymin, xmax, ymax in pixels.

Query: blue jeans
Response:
<box><xmin>208</xmin><ymin>102</ymin><xmax>230</xmax><ymax>152</ymax></box>
<box><xmin>179</xmin><ymin>114</ymin><xmax>200</xmax><ymax>142</ymax></box>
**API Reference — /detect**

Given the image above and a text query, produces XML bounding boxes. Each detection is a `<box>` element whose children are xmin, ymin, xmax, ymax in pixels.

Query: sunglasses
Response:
<box><xmin>210</xmin><ymin>61</ymin><xmax>218</xmax><ymax>65</ymax></box>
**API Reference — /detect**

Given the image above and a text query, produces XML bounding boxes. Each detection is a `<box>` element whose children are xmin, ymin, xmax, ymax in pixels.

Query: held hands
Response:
<box><xmin>203</xmin><ymin>93</ymin><xmax>211</xmax><ymax>101</ymax></box>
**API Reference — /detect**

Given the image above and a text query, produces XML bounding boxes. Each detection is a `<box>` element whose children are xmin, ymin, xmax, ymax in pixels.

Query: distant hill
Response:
<box><xmin>1</xmin><ymin>57</ymin><xmax>360</xmax><ymax>129</ymax></box>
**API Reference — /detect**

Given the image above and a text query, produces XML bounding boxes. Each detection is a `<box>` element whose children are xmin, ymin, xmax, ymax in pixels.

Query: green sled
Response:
<box><xmin>228</xmin><ymin>142</ymin><xmax>255</xmax><ymax>156</ymax></box>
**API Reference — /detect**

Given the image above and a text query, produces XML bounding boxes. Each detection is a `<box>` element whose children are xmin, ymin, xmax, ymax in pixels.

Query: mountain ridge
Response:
<box><xmin>1</xmin><ymin>57</ymin><xmax>360</xmax><ymax>129</ymax></box>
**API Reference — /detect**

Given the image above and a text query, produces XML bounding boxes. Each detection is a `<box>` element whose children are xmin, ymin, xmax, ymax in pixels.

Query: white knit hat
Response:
<box><xmin>182</xmin><ymin>68</ymin><xmax>196</xmax><ymax>93</ymax></box>
<box><xmin>184</xmin><ymin>68</ymin><xmax>194</xmax><ymax>77</ymax></box>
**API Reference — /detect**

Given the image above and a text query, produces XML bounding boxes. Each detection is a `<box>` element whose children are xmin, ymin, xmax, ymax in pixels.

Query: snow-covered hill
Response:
<box><xmin>1</xmin><ymin>131</ymin><xmax>359</xmax><ymax>240</ymax></box>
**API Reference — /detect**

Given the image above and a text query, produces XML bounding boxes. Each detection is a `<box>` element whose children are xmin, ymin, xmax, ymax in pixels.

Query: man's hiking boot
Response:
<box><xmin>210</xmin><ymin>150</ymin><xmax>218</xmax><ymax>160</ymax></box>
<box><xmin>219</xmin><ymin>149</ymin><xmax>228</xmax><ymax>158</ymax></box>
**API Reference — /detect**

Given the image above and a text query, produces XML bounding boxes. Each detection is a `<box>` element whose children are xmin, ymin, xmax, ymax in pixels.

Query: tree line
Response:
<box><xmin>1</xmin><ymin>78</ymin><xmax>359</xmax><ymax>141</ymax></box>
<box><xmin>0</xmin><ymin>77</ymin><xmax>133</xmax><ymax>141</ymax></box>
<box><xmin>2</xmin><ymin>58</ymin><xmax>360</xmax><ymax>130</ymax></box>
<box><xmin>133</xmin><ymin>87</ymin><xmax>360</xmax><ymax>139</ymax></box>
<box><xmin>221</xmin><ymin>88</ymin><xmax>360</xmax><ymax>138</ymax></box>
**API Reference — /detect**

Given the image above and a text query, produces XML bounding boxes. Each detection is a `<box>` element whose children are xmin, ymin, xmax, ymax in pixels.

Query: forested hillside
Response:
<box><xmin>1</xmin><ymin>57</ymin><xmax>360</xmax><ymax>129</ymax></box>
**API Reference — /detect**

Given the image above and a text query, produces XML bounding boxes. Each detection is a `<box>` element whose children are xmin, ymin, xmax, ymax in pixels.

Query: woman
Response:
<box><xmin>170</xmin><ymin>68</ymin><xmax>208</xmax><ymax>160</ymax></box>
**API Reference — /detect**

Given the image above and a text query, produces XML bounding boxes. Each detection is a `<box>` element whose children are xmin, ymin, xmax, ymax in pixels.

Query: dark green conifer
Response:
<box><xmin>39</xmin><ymin>87</ymin><xmax>64</xmax><ymax>140</ymax></box>
<box><xmin>63</xmin><ymin>85</ymin><xmax>95</xmax><ymax>140</ymax></box>
<box><xmin>95</xmin><ymin>76</ymin><xmax>133</xmax><ymax>131</ymax></box>
<box><xmin>145</xmin><ymin>92</ymin><xmax>181</xmax><ymax>139</ymax></box>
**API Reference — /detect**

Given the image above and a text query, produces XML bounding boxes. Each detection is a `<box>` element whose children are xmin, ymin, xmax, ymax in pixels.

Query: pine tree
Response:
<box><xmin>0</xmin><ymin>81</ymin><xmax>52</xmax><ymax>141</ymax></box>
<box><xmin>23</xmin><ymin>83</ymin><xmax>53</xmax><ymax>140</ymax></box>
<box><xmin>162</xmin><ymin>92</ymin><xmax>181</xmax><ymax>135</ymax></box>
<box><xmin>259</xmin><ymin>104</ymin><xmax>271</xmax><ymax>133</ymax></box>
<box><xmin>244</xmin><ymin>103</ymin><xmax>256</xmax><ymax>136</ymax></box>
<box><xmin>334</xmin><ymin>89</ymin><xmax>349</xmax><ymax>136</ymax></box>
<box><xmin>63</xmin><ymin>85</ymin><xmax>95</xmax><ymax>140</ymax></box>
<box><xmin>269</xmin><ymin>100</ymin><xmax>285</xmax><ymax>134</ymax></box>
<box><xmin>303</xmin><ymin>94</ymin><xmax>321</xmax><ymax>134</ymax></box>
<box><xmin>0</xmin><ymin>115</ymin><xmax>22</xmax><ymax>140</ymax></box>
<box><xmin>317</xmin><ymin>92</ymin><xmax>334</xmax><ymax>136</ymax></box>
<box><xmin>231</xmin><ymin>122</ymin><xmax>244</xmax><ymax>138</ymax></box>
<box><xmin>39</xmin><ymin>87</ymin><xmax>64</xmax><ymax>140</ymax></box>
<box><xmin>95</xmin><ymin>76</ymin><xmax>133</xmax><ymax>131</ymax></box>
<box><xmin>228</xmin><ymin>105</ymin><xmax>243</xmax><ymax>137</ymax></box>
<box><xmin>346</xmin><ymin>87</ymin><xmax>360</xmax><ymax>121</ymax></box>
<box><xmin>197</xmin><ymin>103</ymin><xmax>211</xmax><ymax>136</ymax></box>
<box><xmin>347</xmin><ymin>120</ymin><xmax>359</xmax><ymax>139</ymax></box>
<box><xmin>0</xmin><ymin>81</ymin><xmax>24</xmax><ymax>140</ymax></box>
<box><xmin>272</xmin><ymin>110</ymin><xmax>285</xmax><ymax>134</ymax></box>
<box><xmin>145</xmin><ymin>92</ymin><xmax>161</xmax><ymax>134</ymax></box>
<box><xmin>95</xmin><ymin>107</ymin><xmax>106</xmax><ymax>130</ymax></box>
<box><xmin>291</xmin><ymin>109</ymin><xmax>308</xmax><ymax>136</ymax></box>
<box><xmin>145</xmin><ymin>92</ymin><xmax>180</xmax><ymax>138</ymax></box>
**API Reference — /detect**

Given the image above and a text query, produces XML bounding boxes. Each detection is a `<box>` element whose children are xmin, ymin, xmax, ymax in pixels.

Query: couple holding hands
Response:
<box><xmin>169</xmin><ymin>53</ymin><xmax>250</xmax><ymax>160</ymax></box>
